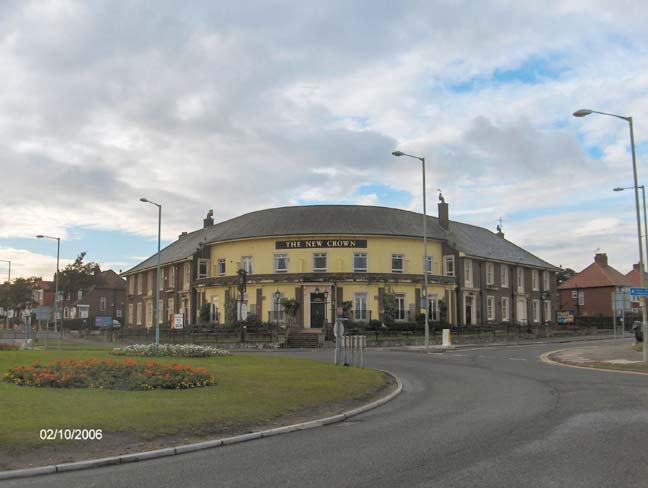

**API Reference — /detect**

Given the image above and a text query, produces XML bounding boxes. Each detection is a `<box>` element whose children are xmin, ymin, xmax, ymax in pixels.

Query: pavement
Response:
<box><xmin>3</xmin><ymin>338</ymin><xmax>648</xmax><ymax>488</ymax></box>
<box><xmin>546</xmin><ymin>337</ymin><xmax>647</xmax><ymax>371</ymax></box>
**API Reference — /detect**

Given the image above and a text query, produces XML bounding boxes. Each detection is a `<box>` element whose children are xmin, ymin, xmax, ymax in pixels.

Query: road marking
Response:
<box><xmin>508</xmin><ymin>358</ymin><xmax>527</xmax><ymax>361</ymax></box>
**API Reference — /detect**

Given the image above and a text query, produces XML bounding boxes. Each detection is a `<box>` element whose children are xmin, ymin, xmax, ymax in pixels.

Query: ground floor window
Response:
<box><xmin>428</xmin><ymin>295</ymin><xmax>439</xmax><ymax>321</ymax></box>
<box><xmin>533</xmin><ymin>299</ymin><xmax>540</xmax><ymax>323</ymax></box>
<box><xmin>396</xmin><ymin>294</ymin><xmax>406</xmax><ymax>321</ymax></box>
<box><xmin>487</xmin><ymin>296</ymin><xmax>495</xmax><ymax>321</ymax></box>
<box><xmin>146</xmin><ymin>301</ymin><xmax>153</xmax><ymax>327</ymax></box>
<box><xmin>501</xmin><ymin>297</ymin><xmax>510</xmax><ymax>321</ymax></box>
<box><xmin>354</xmin><ymin>293</ymin><xmax>368</xmax><ymax>321</ymax></box>
<box><xmin>137</xmin><ymin>303</ymin><xmax>142</xmax><ymax>325</ymax></box>
<box><xmin>272</xmin><ymin>292</ymin><xmax>285</xmax><ymax>322</ymax></box>
<box><xmin>128</xmin><ymin>304</ymin><xmax>134</xmax><ymax>324</ymax></box>
<box><xmin>543</xmin><ymin>300</ymin><xmax>551</xmax><ymax>323</ymax></box>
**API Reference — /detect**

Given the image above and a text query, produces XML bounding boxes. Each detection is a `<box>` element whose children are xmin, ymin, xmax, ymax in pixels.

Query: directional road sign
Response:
<box><xmin>630</xmin><ymin>287</ymin><xmax>648</xmax><ymax>296</ymax></box>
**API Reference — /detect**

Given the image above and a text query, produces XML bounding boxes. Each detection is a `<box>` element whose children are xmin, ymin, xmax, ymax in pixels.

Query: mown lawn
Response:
<box><xmin>0</xmin><ymin>349</ymin><xmax>387</xmax><ymax>449</ymax></box>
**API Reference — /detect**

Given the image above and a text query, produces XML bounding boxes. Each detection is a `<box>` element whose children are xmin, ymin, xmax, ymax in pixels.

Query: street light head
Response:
<box><xmin>573</xmin><ymin>109</ymin><xmax>593</xmax><ymax>117</ymax></box>
<box><xmin>139</xmin><ymin>197</ymin><xmax>149</xmax><ymax>203</ymax></box>
<box><xmin>613</xmin><ymin>187</ymin><xmax>625</xmax><ymax>192</ymax></box>
<box><xmin>36</xmin><ymin>235</ymin><xmax>43</xmax><ymax>238</ymax></box>
<box><xmin>392</xmin><ymin>151</ymin><xmax>405</xmax><ymax>157</ymax></box>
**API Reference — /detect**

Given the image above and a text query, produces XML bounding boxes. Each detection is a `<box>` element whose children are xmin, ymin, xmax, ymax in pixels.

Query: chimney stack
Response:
<box><xmin>594</xmin><ymin>253</ymin><xmax>608</xmax><ymax>266</ymax></box>
<box><xmin>437</xmin><ymin>192</ymin><xmax>449</xmax><ymax>230</ymax></box>
<box><xmin>496</xmin><ymin>225</ymin><xmax>505</xmax><ymax>238</ymax></box>
<box><xmin>203</xmin><ymin>209</ymin><xmax>214</xmax><ymax>228</ymax></box>
<box><xmin>179</xmin><ymin>231</ymin><xmax>188</xmax><ymax>239</ymax></box>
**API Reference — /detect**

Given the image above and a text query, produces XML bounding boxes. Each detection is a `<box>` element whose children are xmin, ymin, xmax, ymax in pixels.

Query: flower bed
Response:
<box><xmin>0</xmin><ymin>342</ymin><xmax>19</xmax><ymax>351</ymax></box>
<box><xmin>111</xmin><ymin>343</ymin><xmax>230</xmax><ymax>358</ymax></box>
<box><xmin>4</xmin><ymin>359</ymin><xmax>216</xmax><ymax>390</ymax></box>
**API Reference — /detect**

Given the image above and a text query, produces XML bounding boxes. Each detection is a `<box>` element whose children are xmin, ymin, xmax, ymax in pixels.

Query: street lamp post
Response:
<box><xmin>140</xmin><ymin>198</ymin><xmax>162</xmax><ymax>345</ymax></box>
<box><xmin>36</xmin><ymin>235</ymin><xmax>60</xmax><ymax>333</ymax></box>
<box><xmin>574</xmin><ymin>109</ymin><xmax>647</xmax><ymax>361</ymax></box>
<box><xmin>392</xmin><ymin>150</ymin><xmax>430</xmax><ymax>349</ymax></box>
<box><xmin>0</xmin><ymin>259</ymin><xmax>10</xmax><ymax>329</ymax></box>
<box><xmin>613</xmin><ymin>185</ymin><xmax>648</xmax><ymax>271</ymax></box>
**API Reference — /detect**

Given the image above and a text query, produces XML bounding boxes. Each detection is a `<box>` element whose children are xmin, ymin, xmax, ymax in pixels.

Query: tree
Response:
<box><xmin>557</xmin><ymin>267</ymin><xmax>575</xmax><ymax>285</ymax></box>
<box><xmin>281</xmin><ymin>298</ymin><xmax>300</xmax><ymax>328</ymax></box>
<box><xmin>381</xmin><ymin>285</ymin><xmax>398</xmax><ymax>326</ymax></box>
<box><xmin>58</xmin><ymin>252</ymin><xmax>100</xmax><ymax>294</ymax></box>
<box><xmin>0</xmin><ymin>277</ymin><xmax>37</xmax><ymax>311</ymax></box>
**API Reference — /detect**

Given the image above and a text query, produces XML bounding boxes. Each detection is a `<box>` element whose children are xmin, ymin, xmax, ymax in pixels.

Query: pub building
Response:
<box><xmin>122</xmin><ymin>200</ymin><xmax>559</xmax><ymax>335</ymax></box>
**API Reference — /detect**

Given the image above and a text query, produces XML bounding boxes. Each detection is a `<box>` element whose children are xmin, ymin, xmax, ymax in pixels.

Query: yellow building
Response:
<box><xmin>191</xmin><ymin>205</ymin><xmax>457</xmax><ymax>329</ymax></box>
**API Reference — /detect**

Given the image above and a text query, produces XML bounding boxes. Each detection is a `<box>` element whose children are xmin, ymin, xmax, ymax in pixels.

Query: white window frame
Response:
<box><xmin>424</xmin><ymin>256</ymin><xmax>433</xmax><ymax>274</ymax></box>
<box><xmin>464</xmin><ymin>259</ymin><xmax>473</xmax><ymax>286</ymax></box>
<box><xmin>353</xmin><ymin>253</ymin><xmax>368</xmax><ymax>273</ymax></box>
<box><xmin>487</xmin><ymin>295</ymin><xmax>495</xmax><ymax>321</ymax></box>
<box><xmin>169</xmin><ymin>266</ymin><xmax>175</xmax><ymax>288</ymax></box>
<box><xmin>77</xmin><ymin>289</ymin><xmax>83</xmax><ymax>300</ymax></box>
<box><xmin>137</xmin><ymin>274</ymin><xmax>143</xmax><ymax>295</ymax></box>
<box><xmin>395</xmin><ymin>294</ymin><xmax>406</xmax><ymax>321</ymax></box>
<box><xmin>158</xmin><ymin>299</ymin><xmax>164</xmax><ymax>324</ymax></box>
<box><xmin>217</xmin><ymin>258</ymin><xmax>226</xmax><ymax>276</ymax></box>
<box><xmin>391</xmin><ymin>254</ymin><xmax>404</xmax><ymax>273</ymax></box>
<box><xmin>168</xmin><ymin>298</ymin><xmax>174</xmax><ymax>322</ymax></box>
<box><xmin>63</xmin><ymin>307</ymin><xmax>70</xmax><ymax>319</ymax></box>
<box><xmin>354</xmin><ymin>293</ymin><xmax>368</xmax><ymax>321</ymax></box>
<box><xmin>517</xmin><ymin>267</ymin><xmax>524</xmax><ymax>292</ymax></box>
<box><xmin>543</xmin><ymin>271</ymin><xmax>550</xmax><ymax>291</ymax></box>
<box><xmin>428</xmin><ymin>295</ymin><xmax>439</xmax><ymax>321</ymax></box>
<box><xmin>242</xmin><ymin>256</ymin><xmax>253</xmax><ymax>274</ymax></box>
<box><xmin>501</xmin><ymin>265</ymin><xmax>509</xmax><ymax>288</ymax></box>
<box><xmin>533</xmin><ymin>299</ymin><xmax>540</xmax><ymax>323</ymax></box>
<box><xmin>532</xmin><ymin>270</ymin><xmax>539</xmax><ymax>291</ymax></box>
<box><xmin>100</xmin><ymin>296</ymin><xmax>106</xmax><ymax>312</ymax></box>
<box><xmin>501</xmin><ymin>297</ymin><xmax>510</xmax><ymax>321</ymax></box>
<box><xmin>184</xmin><ymin>262</ymin><xmax>191</xmax><ymax>290</ymax></box>
<box><xmin>274</xmin><ymin>254</ymin><xmax>288</xmax><ymax>273</ymax></box>
<box><xmin>543</xmin><ymin>300</ymin><xmax>551</xmax><ymax>323</ymax></box>
<box><xmin>571</xmin><ymin>290</ymin><xmax>577</xmax><ymax>299</ymax></box>
<box><xmin>146</xmin><ymin>301</ymin><xmax>153</xmax><ymax>327</ymax></box>
<box><xmin>578</xmin><ymin>290</ymin><xmax>584</xmax><ymax>306</ymax></box>
<box><xmin>313</xmin><ymin>253</ymin><xmax>327</xmax><ymax>272</ymax></box>
<box><xmin>271</xmin><ymin>292</ymin><xmax>285</xmax><ymax>322</ymax></box>
<box><xmin>159</xmin><ymin>268</ymin><xmax>164</xmax><ymax>291</ymax></box>
<box><xmin>486</xmin><ymin>262</ymin><xmax>495</xmax><ymax>286</ymax></box>
<box><xmin>128</xmin><ymin>303</ymin><xmax>134</xmax><ymax>324</ymax></box>
<box><xmin>148</xmin><ymin>271</ymin><xmax>153</xmax><ymax>296</ymax></box>
<box><xmin>128</xmin><ymin>276</ymin><xmax>134</xmax><ymax>295</ymax></box>
<box><xmin>137</xmin><ymin>303</ymin><xmax>142</xmax><ymax>325</ymax></box>
<box><xmin>443</xmin><ymin>255</ymin><xmax>455</xmax><ymax>277</ymax></box>
<box><xmin>198</xmin><ymin>258</ymin><xmax>210</xmax><ymax>279</ymax></box>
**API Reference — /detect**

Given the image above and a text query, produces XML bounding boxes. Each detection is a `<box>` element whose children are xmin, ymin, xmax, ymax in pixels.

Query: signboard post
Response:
<box><xmin>333</xmin><ymin>319</ymin><xmax>345</xmax><ymax>366</ymax></box>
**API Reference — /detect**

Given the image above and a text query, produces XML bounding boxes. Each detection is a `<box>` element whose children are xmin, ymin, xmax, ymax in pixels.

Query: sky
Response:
<box><xmin>2</xmin><ymin>0</ymin><xmax>648</xmax><ymax>280</ymax></box>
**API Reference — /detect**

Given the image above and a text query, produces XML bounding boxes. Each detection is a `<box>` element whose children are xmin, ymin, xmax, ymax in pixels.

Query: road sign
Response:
<box><xmin>630</xmin><ymin>287</ymin><xmax>648</xmax><ymax>296</ymax></box>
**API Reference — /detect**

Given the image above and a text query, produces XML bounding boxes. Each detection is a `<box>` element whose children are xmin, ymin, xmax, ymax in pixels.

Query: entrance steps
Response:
<box><xmin>286</xmin><ymin>330</ymin><xmax>322</xmax><ymax>348</ymax></box>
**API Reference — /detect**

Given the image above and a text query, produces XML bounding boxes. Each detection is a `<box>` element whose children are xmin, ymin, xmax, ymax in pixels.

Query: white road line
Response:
<box><xmin>508</xmin><ymin>358</ymin><xmax>528</xmax><ymax>361</ymax></box>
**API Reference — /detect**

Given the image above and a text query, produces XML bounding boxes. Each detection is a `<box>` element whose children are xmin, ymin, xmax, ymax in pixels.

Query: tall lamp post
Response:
<box><xmin>0</xmin><ymin>259</ymin><xmax>10</xmax><ymax>329</ymax></box>
<box><xmin>574</xmin><ymin>108</ymin><xmax>647</xmax><ymax>362</ymax></box>
<box><xmin>613</xmin><ymin>185</ymin><xmax>648</xmax><ymax>269</ymax></box>
<box><xmin>392</xmin><ymin>150</ymin><xmax>430</xmax><ymax>349</ymax></box>
<box><xmin>36</xmin><ymin>235</ymin><xmax>60</xmax><ymax>333</ymax></box>
<box><xmin>140</xmin><ymin>198</ymin><xmax>162</xmax><ymax>345</ymax></box>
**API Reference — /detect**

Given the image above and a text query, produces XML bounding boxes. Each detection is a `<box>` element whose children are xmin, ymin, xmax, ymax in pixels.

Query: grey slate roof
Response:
<box><xmin>124</xmin><ymin>205</ymin><xmax>559</xmax><ymax>274</ymax></box>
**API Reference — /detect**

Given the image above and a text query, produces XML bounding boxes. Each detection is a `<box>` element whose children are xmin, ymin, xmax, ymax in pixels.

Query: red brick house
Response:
<box><xmin>60</xmin><ymin>269</ymin><xmax>126</xmax><ymax>326</ymax></box>
<box><xmin>625</xmin><ymin>263</ymin><xmax>648</xmax><ymax>286</ymax></box>
<box><xmin>558</xmin><ymin>253</ymin><xmax>633</xmax><ymax>317</ymax></box>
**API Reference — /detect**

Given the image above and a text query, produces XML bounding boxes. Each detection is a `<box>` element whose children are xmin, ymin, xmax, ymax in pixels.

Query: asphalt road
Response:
<box><xmin>4</xmin><ymin>339</ymin><xmax>648</xmax><ymax>488</ymax></box>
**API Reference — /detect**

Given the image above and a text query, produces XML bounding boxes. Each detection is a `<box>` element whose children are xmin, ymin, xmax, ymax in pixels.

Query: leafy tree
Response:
<box><xmin>557</xmin><ymin>267</ymin><xmax>575</xmax><ymax>285</ymax></box>
<box><xmin>381</xmin><ymin>285</ymin><xmax>398</xmax><ymax>326</ymax></box>
<box><xmin>58</xmin><ymin>252</ymin><xmax>100</xmax><ymax>294</ymax></box>
<box><xmin>342</xmin><ymin>300</ymin><xmax>353</xmax><ymax>319</ymax></box>
<box><xmin>0</xmin><ymin>277</ymin><xmax>37</xmax><ymax>310</ymax></box>
<box><xmin>225</xmin><ymin>289</ymin><xmax>238</xmax><ymax>324</ymax></box>
<box><xmin>280</xmin><ymin>298</ymin><xmax>300</xmax><ymax>328</ymax></box>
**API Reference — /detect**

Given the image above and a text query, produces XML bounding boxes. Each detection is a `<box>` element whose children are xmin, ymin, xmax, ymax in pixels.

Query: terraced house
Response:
<box><xmin>122</xmin><ymin>201</ymin><xmax>559</xmax><ymax>332</ymax></box>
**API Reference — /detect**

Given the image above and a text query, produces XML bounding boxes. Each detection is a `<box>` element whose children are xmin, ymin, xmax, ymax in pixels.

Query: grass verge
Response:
<box><xmin>0</xmin><ymin>349</ymin><xmax>388</xmax><ymax>469</ymax></box>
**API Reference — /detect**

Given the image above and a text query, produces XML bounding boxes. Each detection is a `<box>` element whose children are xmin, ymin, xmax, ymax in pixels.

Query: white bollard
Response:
<box><xmin>442</xmin><ymin>328</ymin><xmax>451</xmax><ymax>347</ymax></box>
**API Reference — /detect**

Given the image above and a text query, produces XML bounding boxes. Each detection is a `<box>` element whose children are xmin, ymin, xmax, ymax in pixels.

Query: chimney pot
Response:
<box><xmin>203</xmin><ymin>209</ymin><xmax>214</xmax><ymax>228</ymax></box>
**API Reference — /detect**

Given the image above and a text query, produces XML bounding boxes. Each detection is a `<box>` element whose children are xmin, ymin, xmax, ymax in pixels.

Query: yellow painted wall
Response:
<box><xmin>206</xmin><ymin>235</ymin><xmax>445</xmax><ymax>277</ymax></box>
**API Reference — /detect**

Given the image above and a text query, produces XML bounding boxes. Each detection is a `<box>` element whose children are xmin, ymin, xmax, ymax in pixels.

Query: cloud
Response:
<box><xmin>1</xmin><ymin>1</ymin><xmax>648</xmax><ymax>277</ymax></box>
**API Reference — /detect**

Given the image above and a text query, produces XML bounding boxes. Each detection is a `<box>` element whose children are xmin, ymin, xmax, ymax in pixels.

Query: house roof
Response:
<box><xmin>558</xmin><ymin>260</ymin><xmax>634</xmax><ymax>289</ymax></box>
<box><xmin>95</xmin><ymin>270</ymin><xmax>126</xmax><ymax>289</ymax></box>
<box><xmin>123</xmin><ymin>205</ymin><xmax>559</xmax><ymax>275</ymax></box>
